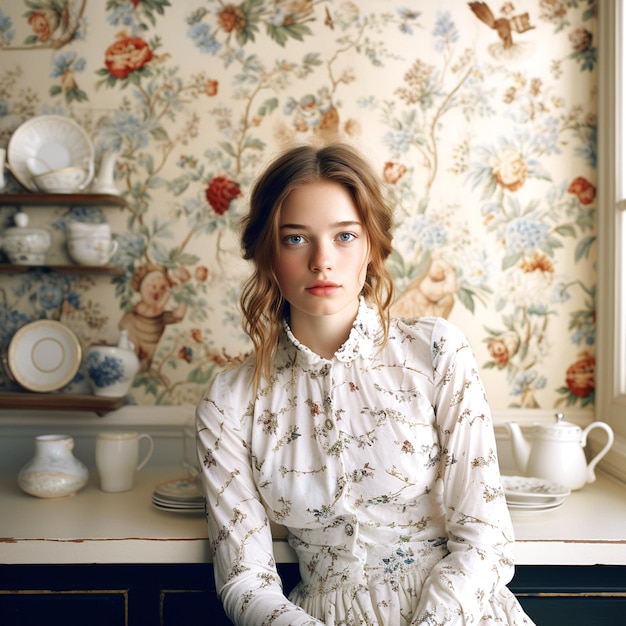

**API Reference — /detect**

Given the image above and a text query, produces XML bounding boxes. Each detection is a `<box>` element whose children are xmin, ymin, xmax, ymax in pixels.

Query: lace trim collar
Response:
<box><xmin>282</xmin><ymin>298</ymin><xmax>381</xmax><ymax>364</ymax></box>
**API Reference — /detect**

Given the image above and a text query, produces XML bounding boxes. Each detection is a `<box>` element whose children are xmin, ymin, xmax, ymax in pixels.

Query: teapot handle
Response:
<box><xmin>582</xmin><ymin>422</ymin><xmax>615</xmax><ymax>483</ymax></box>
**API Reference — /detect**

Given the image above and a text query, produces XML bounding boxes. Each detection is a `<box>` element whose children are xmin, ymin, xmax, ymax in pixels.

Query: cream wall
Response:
<box><xmin>0</xmin><ymin>1</ymin><xmax>597</xmax><ymax>411</ymax></box>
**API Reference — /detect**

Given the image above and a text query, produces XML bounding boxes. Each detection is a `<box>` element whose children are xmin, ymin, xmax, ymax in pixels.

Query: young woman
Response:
<box><xmin>196</xmin><ymin>143</ymin><xmax>535</xmax><ymax>625</ymax></box>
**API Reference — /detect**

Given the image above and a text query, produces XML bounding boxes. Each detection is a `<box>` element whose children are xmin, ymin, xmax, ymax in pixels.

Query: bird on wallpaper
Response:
<box><xmin>468</xmin><ymin>2</ymin><xmax>535</xmax><ymax>50</ymax></box>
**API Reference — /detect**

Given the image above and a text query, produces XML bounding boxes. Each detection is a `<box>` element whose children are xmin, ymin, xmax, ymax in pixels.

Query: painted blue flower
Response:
<box><xmin>86</xmin><ymin>352</ymin><xmax>124</xmax><ymax>388</ymax></box>
<box><xmin>37</xmin><ymin>284</ymin><xmax>64</xmax><ymax>310</ymax></box>
<box><xmin>433</xmin><ymin>11</ymin><xmax>458</xmax><ymax>51</ymax></box>
<box><xmin>51</xmin><ymin>52</ymin><xmax>86</xmax><ymax>77</ymax></box>
<box><xmin>187</xmin><ymin>23</ymin><xmax>221</xmax><ymax>55</ymax></box>
<box><xmin>504</xmin><ymin>218</ymin><xmax>550</xmax><ymax>255</ymax></box>
<box><xmin>397</xmin><ymin>215</ymin><xmax>447</xmax><ymax>251</ymax></box>
<box><xmin>0</xmin><ymin>9</ymin><xmax>15</xmax><ymax>46</ymax></box>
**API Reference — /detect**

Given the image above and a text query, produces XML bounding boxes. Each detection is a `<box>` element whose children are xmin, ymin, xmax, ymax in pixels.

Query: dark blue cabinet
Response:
<box><xmin>1</xmin><ymin>564</ymin><xmax>624</xmax><ymax>625</ymax></box>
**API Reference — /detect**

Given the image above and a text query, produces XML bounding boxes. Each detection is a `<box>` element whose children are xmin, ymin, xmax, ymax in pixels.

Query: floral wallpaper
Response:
<box><xmin>0</xmin><ymin>0</ymin><xmax>597</xmax><ymax>411</ymax></box>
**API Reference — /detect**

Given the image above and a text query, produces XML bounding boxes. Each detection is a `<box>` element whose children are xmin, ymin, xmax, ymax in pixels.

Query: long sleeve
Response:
<box><xmin>412</xmin><ymin>319</ymin><xmax>516</xmax><ymax>625</ymax></box>
<box><xmin>196</xmin><ymin>363</ymin><xmax>324</xmax><ymax>626</ymax></box>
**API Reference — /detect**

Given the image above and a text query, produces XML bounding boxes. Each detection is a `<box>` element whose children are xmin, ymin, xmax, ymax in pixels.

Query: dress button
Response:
<box><xmin>325</xmin><ymin>419</ymin><xmax>334</xmax><ymax>430</ymax></box>
<box><xmin>345</xmin><ymin>523</ymin><xmax>354</xmax><ymax>536</ymax></box>
<box><xmin>345</xmin><ymin>361</ymin><xmax>352</xmax><ymax>369</ymax></box>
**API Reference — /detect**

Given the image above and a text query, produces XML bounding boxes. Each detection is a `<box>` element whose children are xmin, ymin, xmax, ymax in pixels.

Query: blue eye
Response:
<box><xmin>338</xmin><ymin>232</ymin><xmax>355</xmax><ymax>243</ymax></box>
<box><xmin>285</xmin><ymin>235</ymin><xmax>304</xmax><ymax>245</ymax></box>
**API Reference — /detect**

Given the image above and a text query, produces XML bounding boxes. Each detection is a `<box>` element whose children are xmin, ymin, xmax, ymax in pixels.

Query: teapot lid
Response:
<box><xmin>534</xmin><ymin>412</ymin><xmax>581</xmax><ymax>436</ymax></box>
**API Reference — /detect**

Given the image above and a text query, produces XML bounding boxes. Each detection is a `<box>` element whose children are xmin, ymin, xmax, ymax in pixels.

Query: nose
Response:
<box><xmin>309</xmin><ymin>240</ymin><xmax>334</xmax><ymax>273</ymax></box>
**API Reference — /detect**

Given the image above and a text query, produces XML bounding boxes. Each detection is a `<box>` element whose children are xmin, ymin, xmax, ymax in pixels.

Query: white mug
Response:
<box><xmin>95</xmin><ymin>431</ymin><xmax>154</xmax><ymax>492</ymax></box>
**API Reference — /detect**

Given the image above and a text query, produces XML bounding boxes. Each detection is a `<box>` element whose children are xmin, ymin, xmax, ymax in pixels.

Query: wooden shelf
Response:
<box><xmin>0</xmin><ymin>193</ymin><xmax>126</xmax><ymax>207</ymax></box>
<box><xmin>0</xmin><ymin>263</ymin><xmax>124</xmax><ymax>276</ymax></box>
<box><xmin>0</xmin><ymin>392</ymin><xmax>125</xmax><ymax>416</ymax></box>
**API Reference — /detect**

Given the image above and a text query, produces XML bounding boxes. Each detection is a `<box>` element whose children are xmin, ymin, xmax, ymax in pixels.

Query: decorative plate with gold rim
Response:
<box><xmin>7</xmin><ymin>320</ymin><xmax>82</xmax><ymax>393</ymax></box>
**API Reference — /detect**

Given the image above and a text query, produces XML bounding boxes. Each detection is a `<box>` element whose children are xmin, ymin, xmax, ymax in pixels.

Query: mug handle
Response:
<box><xmin>136</xmin><ymin>434</ymin><xmax>154</xmax><ymax>471</ymax></box>
<box><xmin>106</xmin><ymin>239</ymin><xmax>119</xmax><ymax>262</ymax></box>
<box><xmin>78</xmin><ymin>157</ymin><xmax>95</xmax><ymax>190</ymax></box>
<box><xmin>583</xmin><ymin>422</ymin><xmax>614</xmax><ymax>483</ymax></box>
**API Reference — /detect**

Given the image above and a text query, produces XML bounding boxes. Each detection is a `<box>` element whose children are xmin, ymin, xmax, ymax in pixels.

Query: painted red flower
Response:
<box><xmin>205</xmin><ymin>79</ymin><xmax>218</xmax><ymax>97</ymax></box>
<box><xmin>487</xmin><ymin>331</ymin><xmax>520</xmax><ymax>367</ymax></box>
<box><xmin>568</xmin><ymin>176</ymin><xmax>596</xmax><ymax>205</ymax></box>
<box><xmin>28</xmin><ymin>12</ymin><xmax>51</xmax><ymax>42</ymax></box>
<box><xmin>104</xmin><ymin>37</ymin><xmax>153</xmax><ymax>79</ymax></box>
<box><xmin>194</xmin><ymin>265</ymin><xmax>208</xmax><ymax>282</ymax></box>
<box><xmin>565</xmin><ymin>353</ymin><xmax>595</xmax><ymax>398</ymax></box>
<box><xmin>383</xmin><ymin>161</ymin><xmax>407</xmax><ymax>184</ymax></box>
<box><xmin>178</xmin><ymin>346</ymin><xmax>193</xmax><ymax>363</ymax></box>
<box><xmin>205</xmin><ymin>176</ymin><xmax>242</xmax><ymax>215</ymax></box>
<box><xmin>217</xmin><ymin>6</ymin><xmax>246</xmax><ymax>34</ymax></box>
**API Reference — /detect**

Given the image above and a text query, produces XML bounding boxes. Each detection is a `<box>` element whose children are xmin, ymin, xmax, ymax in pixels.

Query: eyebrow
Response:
<box><xmin>279</xmin><ymin>220</ymin><xmax>363</xmax><ymax>230</ymax></box>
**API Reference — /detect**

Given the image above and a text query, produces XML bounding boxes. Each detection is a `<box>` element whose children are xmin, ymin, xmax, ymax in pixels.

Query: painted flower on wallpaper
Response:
<box><xmin>50</xmin><ymin>51</ymin><xmax>87</xmax><ymax>103</ymax></box>
<box><xmin>568</xmin><ymin>27</ymin><xmax>595</xmax><ymax>71</ymax></box>
<box><xmin>284</xmin><ymin>89</ymin><xmax>345</xmax><ymax>139</ymax></box>
<box><xmin>205</xmin><ymin>79</ymin><xmax>218</xmax><ymax>96</ymax></box>
<box><xmin>28</xmin><ymin>11</ymin><xmax>52</xmax><ymax>42</ymax></box>
<box><xmin>187</xmin><ymin>0</ymin><xmax>316</xmax><ymax>52</ymax></box>
<box><xmin>205</xmin><ymin>176</ymin><xmax>242</xmax><ymax>216</ymax></box>
<box><xmin>23</xmin><ymin>0</ymin><xmax>85</xmax><ymax>48</ymax></box>
<box><xmin>104</xmin><ymin>36</ymin><xmax>153</xmax><ymax>79</ymax></box>
<box><xmin>468</xmin><ymin>141</ymin><xmax>550</xmax><ymax>200</ymax></box>
<box><xmin>568</xmin><ymin>176</ymin><xmax>596</xmax><ymax>205</ymax></box>
<box><xmin>383</xmin><ymin>161</ymin><xmax>407</xmax><ymax>185</ymax></box>
<box><xmin>0</xmin><ymin>8</ymin><xmax>15</xmax><ymax>46</ymax></box>
<box><xmin>105</xmin><ymin>0</ymin><xmax>171</xmax><ymax>30</ymax></box>
<box><xmin>486</xmin><ymin>330</ymin><xmax>521</xmax><ymax>368</ymax></box>
<box><xmin>560</xmin><ymin>350</ymin><xmax>595</xmax><ymax>406</ymax></box>
<box><xmin>491</xmin><ymin>147</ymin><xmax>528</xmax><ymax>192</ymax></box>
<box><xmin>217</xmin><ymin>5</ymin><xmax>246</xmax><ymax>35</ymax></box>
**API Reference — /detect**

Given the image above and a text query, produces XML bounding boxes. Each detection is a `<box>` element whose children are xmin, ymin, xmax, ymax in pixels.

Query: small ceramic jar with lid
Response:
<box><xmin>0</xmin><ymin>212</ymin><xmax>52</xmax><ymax>264</ymax></box>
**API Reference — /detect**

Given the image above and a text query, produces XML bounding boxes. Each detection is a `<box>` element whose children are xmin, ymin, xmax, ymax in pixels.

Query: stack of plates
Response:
<box><xmin>151</xmin><ymin>477</ymin><xmax>205</xmax><ymax>514</ymax></box>
<box><xmin>501</xmin><ymin>475</ymin><xmax>570</xmax><ymax>512</ymax></box>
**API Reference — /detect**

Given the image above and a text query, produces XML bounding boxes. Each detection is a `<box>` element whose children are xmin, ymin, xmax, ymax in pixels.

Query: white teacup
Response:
<box><xmin>95</xmin><ymin>431</ymin><xmax>154</xmax><ymax>493</ymax></box>
<box><xmin>32</xmin><ymin>165</ymin><xmax>91</xmax><ymax>193</ymax></box>
<box><xmin>67</xmin><ymin>234</ymin><xmax>118</xmax><ymax>266</ymax></box>
<box><xmin>67</xmin><ymin>221</ymin><xmax>111</xmax><ymax>238</ymax></box>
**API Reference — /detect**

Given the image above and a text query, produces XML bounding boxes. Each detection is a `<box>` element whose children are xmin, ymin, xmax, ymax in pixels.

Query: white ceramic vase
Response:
<box><xmin>18</xmin><ymin>434</ymin><xmax>89</xmax><ymax>498</ymax></box>
<box><xmin>91</xmin><ymin>149</ymin><xmax>120</xmax><ymax>195</ymax></box>
<box><xmin>85</xmin><ymin>330</ymin><xmax>140</xmax><ymax>397</ymax></box>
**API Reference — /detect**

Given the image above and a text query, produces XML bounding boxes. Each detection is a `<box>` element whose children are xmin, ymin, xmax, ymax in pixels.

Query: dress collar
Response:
<box><xmin>281</xmin><ymin>297</ymin><xmax>382</xmax><ymax>364</ymax></box>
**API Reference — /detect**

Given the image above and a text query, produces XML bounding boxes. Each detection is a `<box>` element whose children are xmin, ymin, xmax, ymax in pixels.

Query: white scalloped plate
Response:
<box><xmin>7</xmin><ymin>320</ymin><xmax>82</xmax><ymax>393</ymax></box>
<box><xmin>7</xmin><ymin>115</ymin><xmax>94</xmax><ymax>191</ymax></box>
<box><xmin>154</xmin><ymin>476</ymin><xmax>204</xmax><ymax>501</ymax></box>
<box><xmin>501</xmin><ymin>475</ymin><xmax>570</xmax><ymax>504</ymax></box>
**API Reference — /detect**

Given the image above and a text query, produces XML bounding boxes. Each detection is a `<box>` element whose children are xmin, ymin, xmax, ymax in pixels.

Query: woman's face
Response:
<box><xmin>275</xmin><ymin>181</ymin><xmax>370</xmax><ymax>330</ymax></box>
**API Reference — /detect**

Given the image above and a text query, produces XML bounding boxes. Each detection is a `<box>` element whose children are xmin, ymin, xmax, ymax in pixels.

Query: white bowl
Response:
<box><xmin>33</xmin><ymin>165</ymin><xmax>91</xmax><ymax>194</ymax></box>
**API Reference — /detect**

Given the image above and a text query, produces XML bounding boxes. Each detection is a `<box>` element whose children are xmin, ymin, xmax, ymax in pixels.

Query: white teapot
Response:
<box><xmin>505</xmin><ymin>413</ymin><xmax>614</xmax><ymax>490</ymax></box>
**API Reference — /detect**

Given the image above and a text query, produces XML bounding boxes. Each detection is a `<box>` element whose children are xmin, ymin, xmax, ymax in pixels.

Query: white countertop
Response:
<box><xmin>1</xmin><ymin>467</ymin><xmax>625</xmax><ymax>566</ymax></box>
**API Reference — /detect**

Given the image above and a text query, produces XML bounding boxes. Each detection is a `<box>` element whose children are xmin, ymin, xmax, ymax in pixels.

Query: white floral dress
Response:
<box><xmin>196</xmin><ymin>301</ymin><xmax>535</xmax><ymax>625</ymax></box>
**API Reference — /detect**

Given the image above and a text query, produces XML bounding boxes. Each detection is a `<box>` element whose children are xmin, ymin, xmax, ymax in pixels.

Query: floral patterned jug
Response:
<box><xmin>85</xmin><ymin>330</ymin><xmax>140</xmax><ymax>397</ymax></box>
<box><xmin>18</xmin><ymin>434</ymin><xmax>89</xmax><ymax>498</ymax></box>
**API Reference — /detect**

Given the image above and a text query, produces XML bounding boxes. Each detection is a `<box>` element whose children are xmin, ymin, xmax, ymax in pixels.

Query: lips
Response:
<box><xmin>306</xmin><ymin>280</ymin><xmax>340</xmax><ymax>297</ymax></box>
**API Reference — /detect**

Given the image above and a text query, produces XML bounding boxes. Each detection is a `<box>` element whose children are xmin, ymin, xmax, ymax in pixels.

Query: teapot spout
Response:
<box><xmin>505</xmin><ymin>422</ymin><xmax>531</xmax><ymax>475</ymax></box>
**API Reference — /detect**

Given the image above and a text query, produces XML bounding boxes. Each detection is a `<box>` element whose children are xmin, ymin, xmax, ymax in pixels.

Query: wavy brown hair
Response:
<box><xmin>239</xmin><ymin>142</ymin><xmax>395</xmax><ymax>386</ymax></box>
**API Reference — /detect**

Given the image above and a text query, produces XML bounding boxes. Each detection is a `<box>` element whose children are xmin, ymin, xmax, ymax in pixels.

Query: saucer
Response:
<box><xmin>7</xmin><ymin>320</ymin><xmax>82</xmax><ymax>392</ymax></box>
